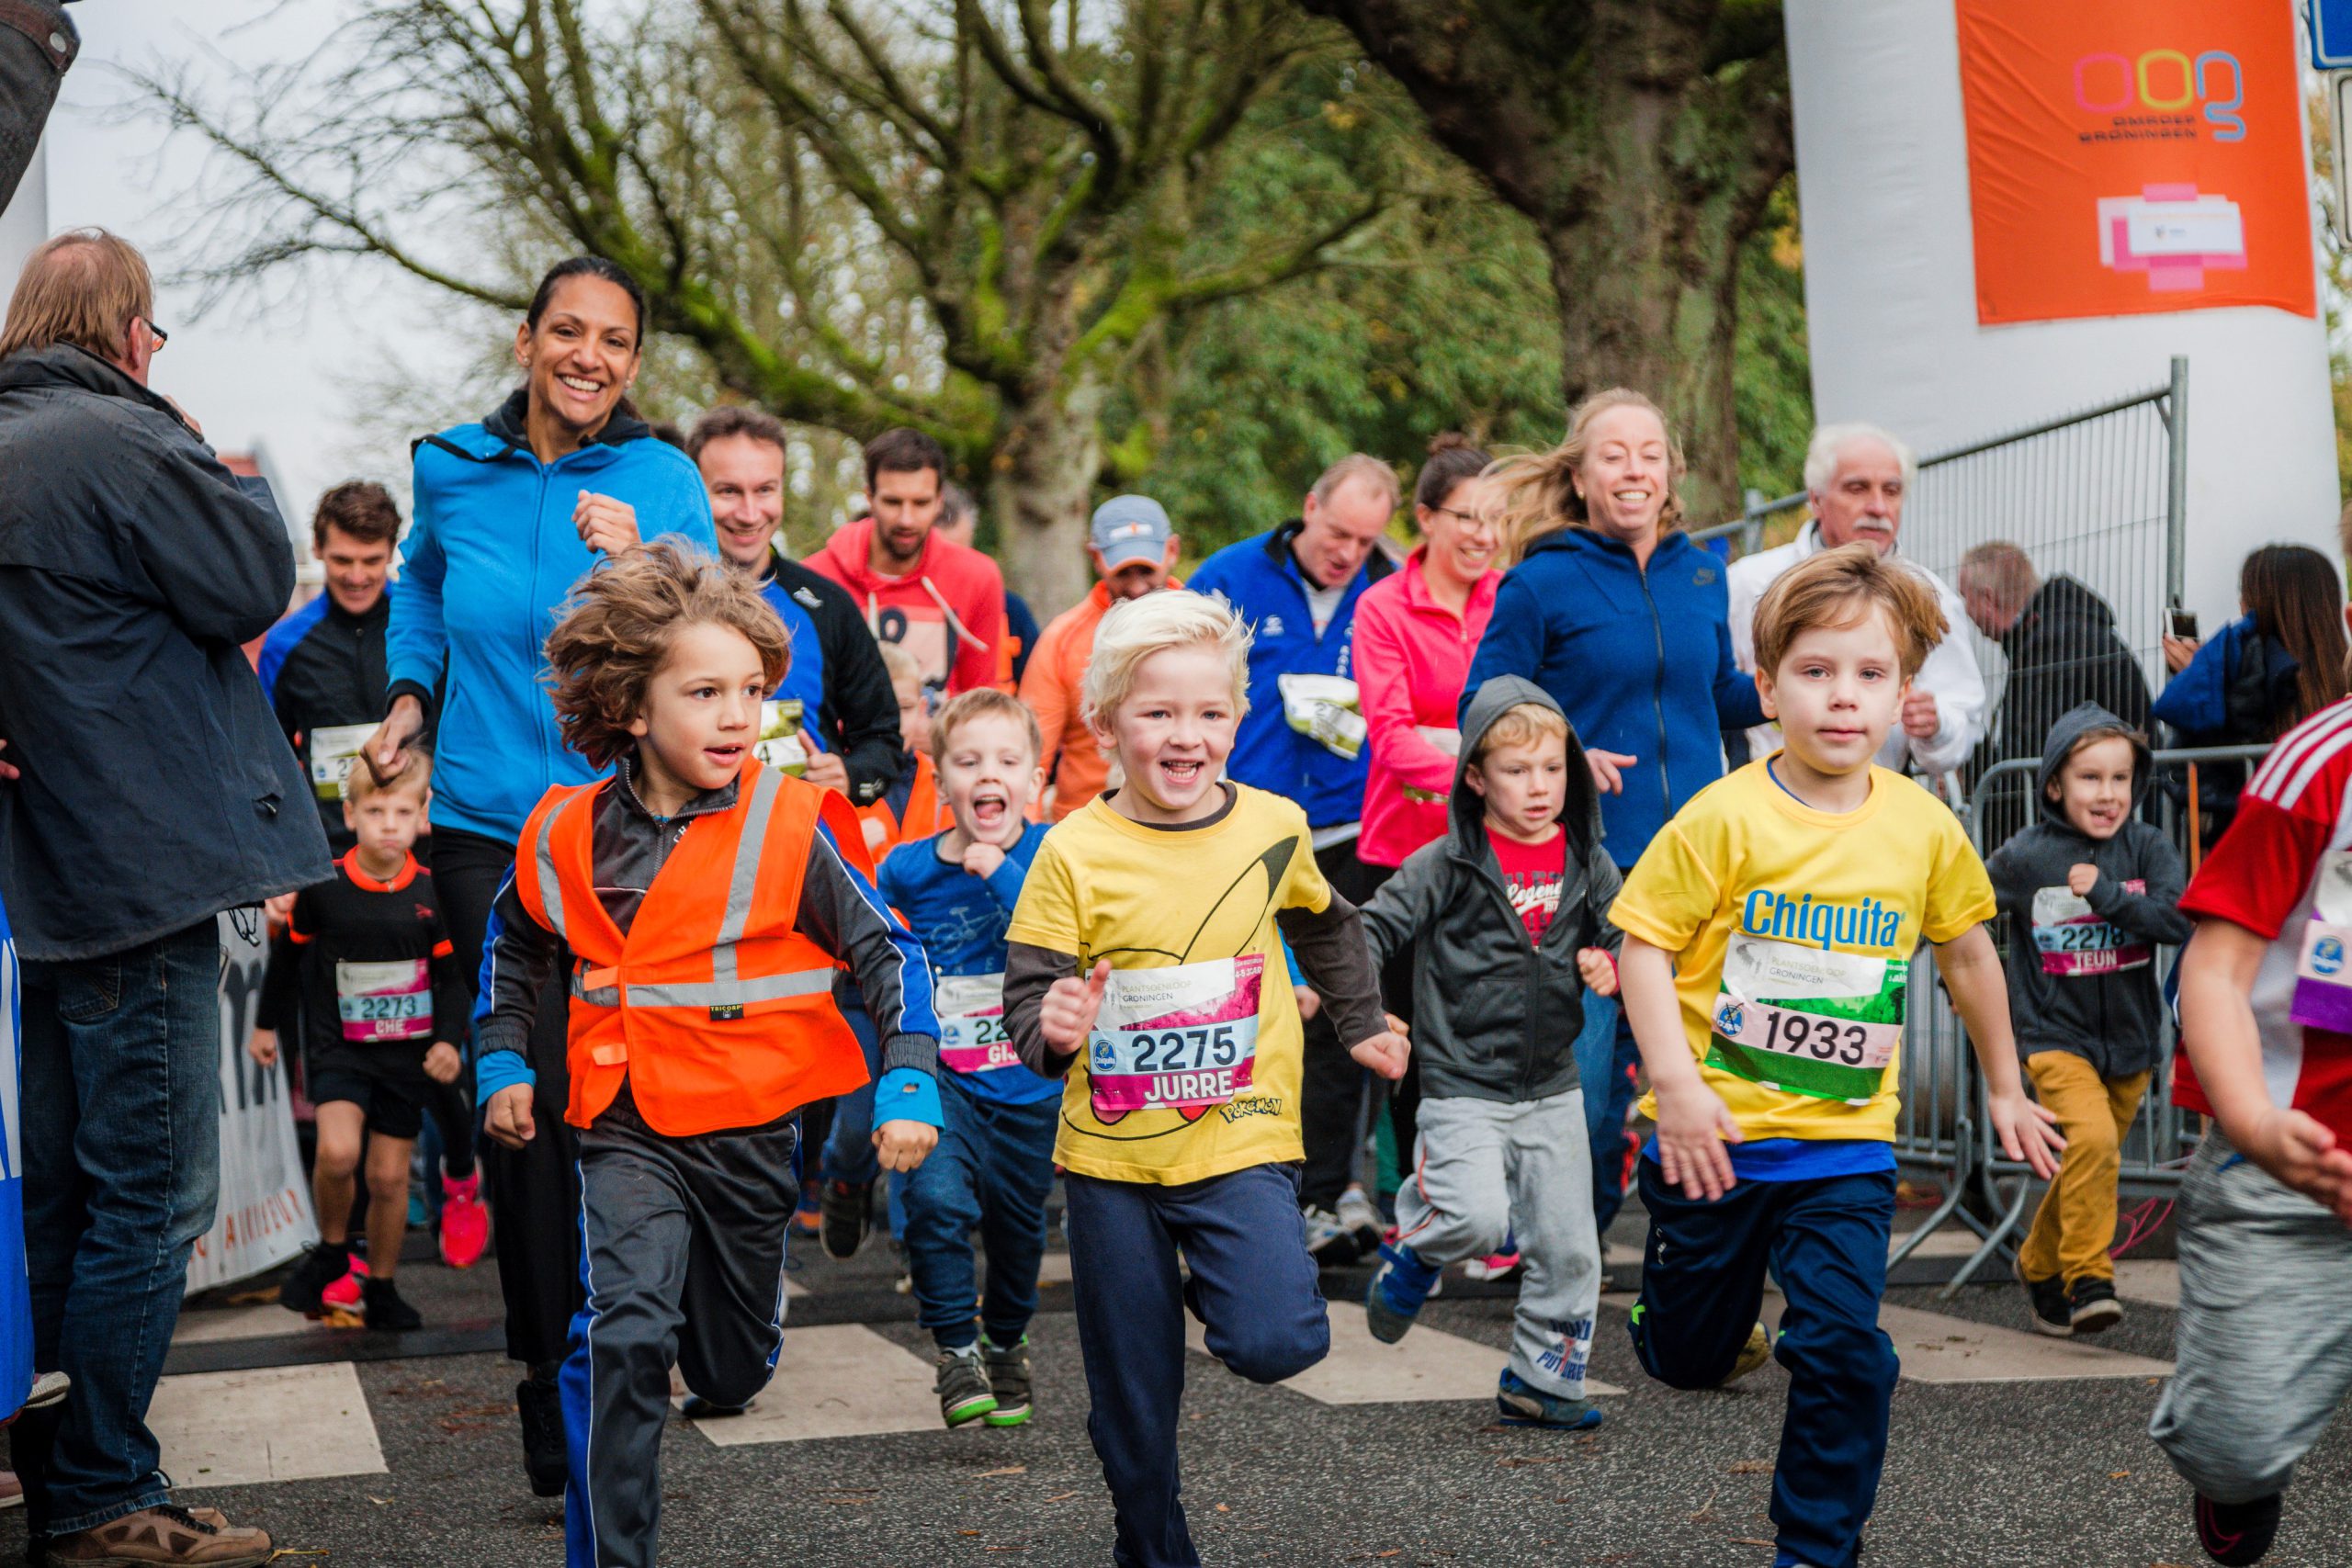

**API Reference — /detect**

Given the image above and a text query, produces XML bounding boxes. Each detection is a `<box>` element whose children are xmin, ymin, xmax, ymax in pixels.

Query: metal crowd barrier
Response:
<box><xmin>1887</xmin><ymin>742</ymin><xmax>2271</xmax><ymax>1292</ymax></box>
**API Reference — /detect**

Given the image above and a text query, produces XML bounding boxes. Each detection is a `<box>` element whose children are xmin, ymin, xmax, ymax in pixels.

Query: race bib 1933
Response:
<box><xmin>1707</xmin><ymin>936</ymin><xmax>1904</xmax><ymax>1105</ymax></box>
<box><xmin>2031</xmin><ymin>883</ymin><xmax>2151</xmax><ymax>976</ymax></box>
<box><xmin>936</xmin><ymin>973</ymin><xmax>1017</xmax><ymax>1075</ymax></box>
<box><xmin>1087</xmin><ymin>953</ymin><xmax>1263</xmax><ymax>1114</ymax></box>
<box><xmin>335</xmin><ymin>957</ymin><xmax>433</xmax><ymax>1043</ymax></box>
<box><xmin>2292</xmin><ymin>852</ymin><xmax>2352</xmax><ymax>1033</ymax></box>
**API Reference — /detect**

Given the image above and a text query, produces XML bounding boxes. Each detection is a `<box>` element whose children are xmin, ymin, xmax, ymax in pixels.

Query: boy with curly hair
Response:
<box><xmin>474</xmin><ymin>542</ymin><xmax>940</xmax><ymax>1568</ymax></box>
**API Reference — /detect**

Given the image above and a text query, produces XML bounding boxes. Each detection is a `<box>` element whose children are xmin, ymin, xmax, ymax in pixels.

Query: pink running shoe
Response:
<box><xmin>1463</xmin><ymin>1250</ymin><xmax>1522</xmax><ymax>1283</ymax></box>
<box><xmin>322</xmin><ymin>1255</ymin><xmax>370</xmax><ymax>1311</ymax></box>
<box><xmin>439</xmin><ymin>1172</ymin><xmax>490</xmax><ymax>1269</ymax></box>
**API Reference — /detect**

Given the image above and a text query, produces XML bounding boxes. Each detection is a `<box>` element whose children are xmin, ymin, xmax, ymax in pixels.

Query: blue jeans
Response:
<box><xmin>17</xmin><ymin>920</ymin><xmax>223</xmax><ymax>1536</ymax></box>
<box><xmin>1627</xmin><ymin>1159</ymin><xmax>1900</xmax><ymax>1568</ymax></box>
<box><xmin>1573</xmin><ymin>994</ymin><xmax>1640</xmax><ymax>1232</ymax></box>
<box><xmin>900</xmin><ymin>1078</ymin><xmax>1058</xmax><ymax>1349</ymax></box>
<box><xmin>819</xmin><ymin>1002</ymin><xmax>904</xmax><ymax>1238</ymax></box>
<box><xmin>1065</xmin><ymin>1164</ymin><xmax>1329</xmax><ymax>1568</ymax></box>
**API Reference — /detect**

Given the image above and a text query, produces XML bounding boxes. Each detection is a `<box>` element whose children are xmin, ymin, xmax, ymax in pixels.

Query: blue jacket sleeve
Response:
<box><xmin>387</xmin><ymin>470</ymin><xmax>449</xmax><ymax>699</ymax></box>
<box><xmin>1711</xmin><ymin>614</ymin><xmax>1769</xmax><ymax>729</ymax></box>
<box><xmin>1460</xmin><ymin>570</ymin><xmax>1546</xmax><ymax>725</ymax></box>
<box><xmin>2151</xmin><ymin>619</ymin><xmax>2242</xmax><ymax>736</ymax></box>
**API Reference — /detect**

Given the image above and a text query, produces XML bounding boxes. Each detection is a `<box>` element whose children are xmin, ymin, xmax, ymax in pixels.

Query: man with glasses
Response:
<box><xmin>0</xmin><ymin>229</ymin><xmax>324</xmax><ymax>1566</ymax></box>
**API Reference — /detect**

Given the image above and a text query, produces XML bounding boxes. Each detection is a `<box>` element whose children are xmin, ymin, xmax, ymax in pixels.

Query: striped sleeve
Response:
<box><xmin>800</xmin><ymin>819</ymin><xmax>940</xmax><ymax>1074</ymax></box>
<box><xmin>2180</xmin><ymin>699</ymin><xmax>2352</xmax><ymax>940</ymax></box>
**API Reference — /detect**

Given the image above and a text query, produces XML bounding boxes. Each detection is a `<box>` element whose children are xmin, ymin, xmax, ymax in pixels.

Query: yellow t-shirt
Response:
<box><xmin>1005</xmin><ymin>784</ymin><xmax>1329</xmax><ymax>1184</ymax></box>
<box><xmin>1610</xmin><ymin>761</ymin><xmax>1996</xmax><ymax>1144</ymax></box>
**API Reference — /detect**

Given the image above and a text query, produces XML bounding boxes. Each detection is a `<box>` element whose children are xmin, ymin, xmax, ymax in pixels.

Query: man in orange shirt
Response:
<box><xmin>1019</xmin><ymin>496</ymin><xmax>1182</xmax><ymax>819</ymax></box>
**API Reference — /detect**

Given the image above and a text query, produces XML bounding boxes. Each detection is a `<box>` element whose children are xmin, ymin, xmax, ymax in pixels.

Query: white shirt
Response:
<box><xmin>1724</xmin><ymin>521</ymin><xmax>1985</xmax><ymax>776</ymax></box>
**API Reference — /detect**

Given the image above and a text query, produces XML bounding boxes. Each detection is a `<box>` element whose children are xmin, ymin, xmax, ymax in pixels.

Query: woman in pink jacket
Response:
<box><xmin>1351</xmin><ymin>434</ymin><xmax>1501</xmax><ymax>1221</ymax></box>
<box><xmin>1355</xmin><ymin>433</ymin><xmax>1501</xmax><ymax>871</ymax></box>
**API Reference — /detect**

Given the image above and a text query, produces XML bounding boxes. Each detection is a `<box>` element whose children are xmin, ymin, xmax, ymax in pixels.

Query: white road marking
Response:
<box><xmin>1188</xmin><ymin>1303</ymin><xmax>1625</xmax><ymax>1404</ymax></box>
<box><xmin>148</xmin><ymin>1363</ymin><xmax>387</xmax><ymax>1485</ymax></box>
<box><xmin>678</xmin><ymin>1324</ymin><xmax>939</xmax><ymax>1445</ymax></box>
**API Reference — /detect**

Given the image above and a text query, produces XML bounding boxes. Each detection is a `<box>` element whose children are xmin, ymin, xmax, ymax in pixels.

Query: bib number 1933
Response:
<box><xmin>1707</xmin><ymin>936</ymin><xmax>1904</xmax><ymax>1106</ymax></box>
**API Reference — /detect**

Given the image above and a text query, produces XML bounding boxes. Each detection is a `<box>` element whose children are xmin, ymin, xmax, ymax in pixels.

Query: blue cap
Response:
<box><xmin>1090</xmin><ymin>495</ymin><xmax>1173</xmax><ymax>570</ymax></box>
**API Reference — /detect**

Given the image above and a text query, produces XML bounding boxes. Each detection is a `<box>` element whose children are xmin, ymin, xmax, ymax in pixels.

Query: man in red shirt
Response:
<box><xmin>2152</xmin><ymin>694</ymin><xmax>2352</xmax><ymax>1567</ymax></box>
<box><xmin>807</xmin><ymin>429</ymin><xmax>1008</xmax><ymax>702</ymax></box>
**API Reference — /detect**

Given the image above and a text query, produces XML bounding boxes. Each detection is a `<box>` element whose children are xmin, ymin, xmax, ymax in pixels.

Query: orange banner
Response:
<box><xmin>1955</xmin><ymin>0</ymin><xmax>2316</xmax><ymax>325</ymax></box>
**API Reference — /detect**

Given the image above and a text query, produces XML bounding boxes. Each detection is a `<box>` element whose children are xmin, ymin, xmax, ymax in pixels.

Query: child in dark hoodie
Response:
<box><xmin>1985</xmin><ymin>703</ymin><xmax>2191</xmax><ymax>1337</ymax></box>
<box><xmin>1357</xmin><ymin>675</ymin><xmax>1623</xmax><ymax>1429</ymax></box>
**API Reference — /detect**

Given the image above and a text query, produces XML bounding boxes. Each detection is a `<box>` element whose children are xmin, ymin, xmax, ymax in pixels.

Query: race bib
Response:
<box><xmin>2031</xmin><ymin>883</ymin><xmax>2151</xmax><ymax>976</ymax></box>
<box><xmin>753</xmin><ymin>699</ymin><xmax>809</xmax><ymax>776</ymax></box>
<box><xmin>309</xmin><ymin>723</ymin><xmax>376</xmax><ymax>803</ymax></box>
<box><xmin>1707</xmin><ymin>936</ymin><xmax>1904</xmax><ymax>1105</ymax></box>
<box><xmin>1278</xmin><ymin>674</ymin><xmax>1365</xmax><ymax>762</ymax></box>
<box><xmin>2292</xmin><ymin>851</ymin><xmax>2352</xmax><ymax>1033</ymax></box>
<box><xmin>335</xmin><ymin>958</ymin><xmax>433</xmax><ymax>1043</ymax></box>
<box><xmin>1086</xmin><ymin>954</ymin><xmax>1263</xmax><ymax>1114</ymax></box>
<box><xmin>936</xmin><ymin>973</ymin><xmax>1019</xmax><ymax>1075</ymax></box>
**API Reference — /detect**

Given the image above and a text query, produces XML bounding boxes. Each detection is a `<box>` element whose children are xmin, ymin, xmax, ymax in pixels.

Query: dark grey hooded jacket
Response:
<box><xmin>1359</xmin><ymin>675</ymin><xmax>1623</xmax><ymax>1103</ymax></box>
<box><xmin>1983</xmin><ymin>702</ymin><xmax>2191</xmax><ymax>1077</ymax></box>
<box><xmin>0</xmin><ymin>344</ymin><xmax>331</xmax><ymax>960</ymax></box>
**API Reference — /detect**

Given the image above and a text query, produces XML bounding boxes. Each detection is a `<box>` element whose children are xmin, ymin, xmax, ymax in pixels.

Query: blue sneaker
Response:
<box><xmin>1364</xmin><ymin>1242</ymin><xmax>1441</xmax><ymax>1344</ymax></box>
<box><xmin>1496</xmin><ymin>1369</ymin><xmax>1603</xmax><ymax>1430</ymax></box>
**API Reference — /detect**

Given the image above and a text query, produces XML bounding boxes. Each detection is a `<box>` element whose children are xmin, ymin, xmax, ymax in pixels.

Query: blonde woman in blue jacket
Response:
<box><xmin>361</xmin><ymin>256</ymin><xmax>716</xmax><ymax>1501</ymax></box>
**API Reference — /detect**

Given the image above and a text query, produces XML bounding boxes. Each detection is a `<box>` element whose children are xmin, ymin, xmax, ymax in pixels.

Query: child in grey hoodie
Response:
<box><xmin>1356</xmin><ymin>675</ymin><xmax>1623</xmax><ymax>1430</ymax></box>
<box><xmin>1984</xmin><ymin>703</ymin><xmax>2190</xmax><ymax>1337</ymax></box>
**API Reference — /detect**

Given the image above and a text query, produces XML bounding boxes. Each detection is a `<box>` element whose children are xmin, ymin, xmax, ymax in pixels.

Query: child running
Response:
<box><xmin>254</xmin><ymin>751</ymin><xmax>467</xmax><ymax>1331</ymax></box>
<box><xmin>1611</xmin><ymin>544</ymin><xmax>2061</xmax><ymax>1568</ymax></box>
<box><xmin>1003</xmin><ymin>591</ymin><xmax>1408</xmax><ymax>1568</ymax></box>
<box><xmin>2150</xmin><ymin>690</ymin><xmax>2352</xmax><ymax>1567</ymax></box>
<box><xmin>1984</xmin><ymin>703</ymin><xmax>2189</xmax><ymax>1337</ymax></box>
<box><xmin>472</xmin><ymin>543</ymin><xmax>941</xmax><ymax>1568</ymax></box>
<box><xmin>1357</xmin><ymin>674</ymin><xmax>1621</xmax><ymax>1429</ymax></box>
<box><xmin>881</xmin><ymin>689</ymin><xmax>1059</xmax><ymax>1428</ymax></box>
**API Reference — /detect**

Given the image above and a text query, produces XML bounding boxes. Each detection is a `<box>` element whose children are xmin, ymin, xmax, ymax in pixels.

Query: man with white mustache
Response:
<box><xmin>1727</xmin><ymin>423</ymin><xmax>1984</xmax><ymax>778</ymax></box>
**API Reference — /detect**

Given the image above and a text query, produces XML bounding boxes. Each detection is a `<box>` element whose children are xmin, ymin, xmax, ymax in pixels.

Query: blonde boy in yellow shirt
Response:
<box><xmin>1611</xmin><ymin>545</ymin><xmax>2062</xmax><ymax>1568</ymax></box>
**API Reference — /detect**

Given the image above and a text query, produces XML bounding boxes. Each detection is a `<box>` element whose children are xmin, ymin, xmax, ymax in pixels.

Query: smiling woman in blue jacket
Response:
<box><xmin>1461</xmin><ymin>388</ymin><xmax>1765</xmax><ymax>1236</ymax></box>
<box><xmin>356</xmin><ymin>255</ymin><xmax>717</xmax><ymax>1501</ymax></box>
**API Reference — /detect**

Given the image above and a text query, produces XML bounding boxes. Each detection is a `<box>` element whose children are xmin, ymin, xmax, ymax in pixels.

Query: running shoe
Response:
<box><xmin>1722</xmin><ymin>1320</ymin><xmax>1774</xmax><ymax>1385</ymax></box>
<box><xmin>2195</xmin><ymin>1491</ymin><xmax>2281</xmax><ymax>1566</ymax></box>
<box><xmin>1301</xmin><ymin>1206</ymin><xmax>1359</xmax><ymax>1269</ymax></box>
<box><xmin>1364</xmin><ymin>1242</ymin><xmax>1442</xmax><ymax>1345</ymax></box>
<box><xmin>362</xmin><ymin>1276</ymin><xmax>422</xmax><ymax>1333</ymax></box>
<box><xmin>1495</xmin><ymin>1369</ymin><xmax>1603</xmax><ymax>1431</ymax></box>
<box><xmin>23</xmin><ymin>1370</ymin><xmax>69</xmax><ymax>1410</ymax></box>
<box><xmin>42</xmin><ymin>1502</ymin><xmax>272</xmax><ymax>1565</ymax></box>
<box><xmin>438</xmin><ymin>1172</ymin><xmax>490</xmax><ymax>1269</ymax></box>
<box><xmin>322</xmin><ymin>1254</ymin><xmax>370</xmax><ymax>1312</ymax></box>
<box><xmin>406</xmin><ymin>1189</ymin><xmax>427</xmax><ymax>1228</ymax></box>
<box><xmin>794</xmin><ymin>1179</ymin><xmax>823</xmax><ymax>1237</ymax></box>
<box><xmin>1463</xmin><ymin>1250</ymin><xmax>1522</xmax><ymax>1283</ymax></box>
<box><xmin>277</xmin><ymin>1243</ymin><xmax>350</xmax><ymax>1317</ymax></box>
<box><xmin>2068</xmin><ymin>1276</ymin><xmax>2122</xmax><ymax>1336</ymax></box>
<box><xmin>680</xmin><ymin>1393</ymin><xmax>750</xmax><ymax>1419</ymax></box>
<box><xmin>820</xmin><ymin>1180</ymin><xmax>870</xmax><ymax>1260</ymax></box>
<box><xmin>1335</xmin><ymin>1188</ymin><xmax>1383</xmax><ymax>1256</ymax></box>
<box><xmin>515</xmin><ymin>1371</ymin><xmax>568</xmax><ymax>1498</ymax></box>
<box><xmin>982</xmin><ymin>1337</ymin><xmax>1033</xmax><ymax>1427</ymax></box>
<box><xmin>2016</xmin><ymin>1258</ymin><xmax>2073</xmax><ymax>1337</ymax></box>
<box><xmin>933</xmin><ymin>1346</ymin><xmax>998</xmax><ymax>1427</ymax></box>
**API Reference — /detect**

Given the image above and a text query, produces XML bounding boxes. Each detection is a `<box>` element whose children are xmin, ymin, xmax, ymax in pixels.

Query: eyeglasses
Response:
<box><xmin>1430</xmin><ymin>505</ymin><xmax>1495</xmax><ymax>528</ymax></box>
<box><xmin>144</xmin><ymin>318</ymin><xmax>168</xmax><ymax>352</ymax></box>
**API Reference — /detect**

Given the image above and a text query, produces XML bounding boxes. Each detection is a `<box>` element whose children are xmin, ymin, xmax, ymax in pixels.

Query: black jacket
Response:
<box><xmin>1358</xmin><ymin>675</ymin><xmax>1623</xmax><ymax>1104</ymax></box>
<box><xmin>1984</xmin><ymin>703</ymin><xmax>2191</xmax><ymax>1077</ymax></box>
<box><xmin>258</xmin><ymin>591</ymin><xmax>391</xmax><ymax>848</ymax></box>
<box><xmin>762</xmin><ymin>548</ymin><xmax>906</xmax><ymax>808</ymax></box>
<box><xmin>0</xmin><ymin>344</ymin><xmax>331</xmax><ymax>960</ymax></box>
<box><xmin>1983</xmin><ymin>574</ymin><xmax>2152</xmax><ymax>767</ymax></box>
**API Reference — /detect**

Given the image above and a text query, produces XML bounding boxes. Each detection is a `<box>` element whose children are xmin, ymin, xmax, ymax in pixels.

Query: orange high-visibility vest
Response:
<box><xmin>515</xmin><ymin>761</ymin><xmax>874</xmax><ymax>1136</ymax></box>
<box><xmin>854</xmin><ymin>751</ymin><xmax>944</xmax><ymax>862</ymax></box>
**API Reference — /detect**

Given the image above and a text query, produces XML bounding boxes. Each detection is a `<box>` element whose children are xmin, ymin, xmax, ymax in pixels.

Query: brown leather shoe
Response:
<box><xmin>44</xmin><ymin>1503</ymin><xmax>272</xmax><ymax>1565</ymax></box>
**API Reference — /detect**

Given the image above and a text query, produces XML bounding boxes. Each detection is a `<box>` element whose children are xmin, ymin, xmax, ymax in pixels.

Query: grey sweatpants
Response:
<box><xmin>1395</xmin><ymin>1088</ymin><xmax>1600</xmax><ymax>1398</ymax></box>
<box><xmin>2150</xmin><ymin>1130</ymin><xmax>2352</xmax><ymax>1504</ymax></box>
<box><xmin>562</xmin><ymin>1086</ymin><xmax>798</xmax><ymax>1568</ymax></box>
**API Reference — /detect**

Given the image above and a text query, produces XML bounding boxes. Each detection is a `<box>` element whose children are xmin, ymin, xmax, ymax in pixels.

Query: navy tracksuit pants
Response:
<box><xmin>1065</xmin><ymin>1162</ymin><xmax>1330</xmax><ymax>1568</ymax></box>
<box><xmin>1627</xmin><ymin>1159</ymin><xmax>1899</xmax><ymax>1568</ymax></box>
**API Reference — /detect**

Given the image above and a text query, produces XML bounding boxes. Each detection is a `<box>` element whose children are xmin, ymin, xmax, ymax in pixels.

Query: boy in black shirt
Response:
<box><xmin>253</xmin><ymin>754</ymin><xmax>467</xmax><ymax>1330</ymax></box>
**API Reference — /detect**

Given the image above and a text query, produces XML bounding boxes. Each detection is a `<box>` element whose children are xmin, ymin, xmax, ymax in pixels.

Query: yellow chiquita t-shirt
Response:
<box><xmin>1610</xmin><ymin>760</ymin><xmax>1996</xmax><ymax>1144</ymax></box>
<box><xmin>1006</xmin><ymin>784</ymin><xmax>1329</xmax><ymax>1185</ymax></box>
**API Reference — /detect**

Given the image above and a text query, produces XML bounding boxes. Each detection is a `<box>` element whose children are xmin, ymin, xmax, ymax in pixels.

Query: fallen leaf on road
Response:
<box><xmin>1045</xmin><ymin>1493</ymin><xmax>1076</xmax><ymax>1502</ymax></box>
<box><xmin>2110</xmin><ymin>1471</ymin><xmax>2131</xmax><ymax>1479</ymax></box>
<box><xmin>1214</xmin><ymin>1504</ymin><xmax>1230</xmax><ymax>1513</ymax></box>
<box><xmin>1496</xmin><ymin>1455</ymin><xmax>1566</xmax><ymax>1469</ymax></box>
<box><xmin>978</xmin><ymin>1465</ymin><xmax>1027</xmax><ymax>1478</ymax></box>
<box><xmin>1728</xmin><ymin>1460</ymin><xmax>1772</xmax><ymax>1474</ymax></box>
<box><xmin>1731</xmin><ymin>1540</ymin><xmax>1775</xmax><ymax>1549</ymax></box>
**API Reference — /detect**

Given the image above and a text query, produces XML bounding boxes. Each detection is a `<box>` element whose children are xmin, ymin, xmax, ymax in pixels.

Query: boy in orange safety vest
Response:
<box><xmin>474</xmin><ymin>543</ymin><xmax>941</xmax><ymax>1568</ymax></box>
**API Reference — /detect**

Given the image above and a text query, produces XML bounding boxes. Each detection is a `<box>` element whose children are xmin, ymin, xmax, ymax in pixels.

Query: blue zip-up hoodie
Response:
<box><xmin>1188</xmin><ymin>520</ymin><xmax>1396</xmax><ymax>830</ymax></box>
<box><xmin>388</xmin><ymin>391</ymin><xmax>718</xmax><ymax>843</ymax></box>
<box><xmin>1462</xmin><ymin>526</ymin><xmax>1766</xmax><ymax>864</ymax></box>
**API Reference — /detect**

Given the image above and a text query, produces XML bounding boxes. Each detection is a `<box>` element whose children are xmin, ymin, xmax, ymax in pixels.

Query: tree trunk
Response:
<box><xmin>987</xmin><ymin>373</ymin><xmax>1104</xmax><ymax>620</ymax></box>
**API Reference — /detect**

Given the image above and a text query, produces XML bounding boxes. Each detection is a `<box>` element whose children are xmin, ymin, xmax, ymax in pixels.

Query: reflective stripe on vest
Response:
<box><xmin>714</xmin><ymin>765</ymin><xmax>781</xmax><ymax>984</ymax></box>
<box><xmin>533</xmin><ymin>797</ymin><xmax>571</xmax><ymax>942</ymax></box>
